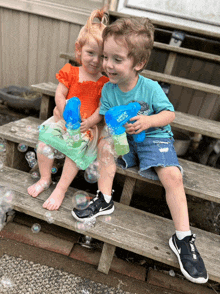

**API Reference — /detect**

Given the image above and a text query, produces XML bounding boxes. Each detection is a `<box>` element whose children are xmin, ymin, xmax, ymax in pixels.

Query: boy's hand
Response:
<box><xmin>80</xmin><ymin>118</ymin><xmax>91</xmax><ymax>133</ymax></box>
<box><xmin>125</xmin><ymin>115</ymin><xmax>152</xmax><ymax>134</ymax></box>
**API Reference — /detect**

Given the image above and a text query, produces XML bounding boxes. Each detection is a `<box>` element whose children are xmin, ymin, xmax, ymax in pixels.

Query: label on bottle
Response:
<box><xmin>112</xmin><ymin>133</ymin><xmax>129</xmax><ymax>156</ymax></box>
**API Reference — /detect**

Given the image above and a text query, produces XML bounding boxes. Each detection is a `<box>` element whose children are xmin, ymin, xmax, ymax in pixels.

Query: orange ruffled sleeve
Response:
<box><xmin>56</xmin><ymin>63</ymin><xmax>73</xmax><ymax>89</ymax></box>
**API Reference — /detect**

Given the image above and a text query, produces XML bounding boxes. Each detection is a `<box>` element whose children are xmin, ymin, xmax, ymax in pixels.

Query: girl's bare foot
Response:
<box><xmin>42</xmin><ymin>186</ymin><xmax>66</xmax><ymax>210</ymax></box>
<box><xmin>27</xmin><ymin>179</ymin><xmax>51</xmax><ymax>198</ymax></box>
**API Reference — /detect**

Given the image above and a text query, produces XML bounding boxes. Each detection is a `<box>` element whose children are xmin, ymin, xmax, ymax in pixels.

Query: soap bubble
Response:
<box><xmin>28</xmin><ymin>158</ymin><xmax>37</xmax><ymax>168</ymax></box>
<box><xmin>72</xmin><ymin>191</ymin><xmax>90</xmax><ymax>210</ymax></box>
<box><xmin>0</xmin><ymin>141</ymin><xmax>6</xmax><ymax>152</ymax></box>
<box><xmin>31</xmin><ymin>223</ymin><xmax>41</xmax><ymax>233</ymax></box>
<box><xmin>31</xmin><ymin>171</ymin><xmax>40</xmax><ymax>179</ymax></box>
<box><xmin>25</xmin><ymin>151</ymin><xmax>35</xmax><ymax>161</ymax></box>
<box><xmin>26</xmin><ymin>125</ymin><xmax>33</xmax><ymax>132</ymax></box>
<box><xmin>54</xmin><ymin>149</ymin><xmax>65</xmax><ymax>159</ymax></box>
<box><xmin>38</xmin><ymin>125</ymin><xmax>45</xmax><ymax>133</ymax></box>
<box><xmin>17</xmin><ymin>143</ymin><xmax>28</xmax><ymax>152</ymax></box>
<box><xmin>75</xmin><ymin>218</ymin><xmax>96</xmax><ymax>232</ymax></box>
<box><xmin>4</xmin><ymin>190</ymin><xmax>14</xmax><ymax>203</ymax></box>
<box><xmin>51</xmin><ymin>166</ymin><xmax>58</xmax><ymax>174</ymax></box>
<box><xmin>44</xmin><ymin>211</ymin><xmax>54</xmax><ymax>224</ymax></box>
<box><xmin>42</xmin><ymin>145</ymin><xmax>54</xmax><ymax>159</ymax></box>
<box><xmin>0</xmin><ymin>160</ymin><xmax>4</xmax><ymax>172</ymax></box>
<box><xmin>84</xmin><ymin>161</ymin><xmax>99</xmax><ymax>184</ymax></box>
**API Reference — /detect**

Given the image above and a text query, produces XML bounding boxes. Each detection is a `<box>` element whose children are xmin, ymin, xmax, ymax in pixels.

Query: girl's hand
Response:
<box><xmin>125</xmin><ymin>115</ymin><xmax>152</xmax><ymax>134</ymax></box>
<box><xmin>80</xmin><ymin>118</ymin><xmax>91</xmax><ymax>133</ymax></box>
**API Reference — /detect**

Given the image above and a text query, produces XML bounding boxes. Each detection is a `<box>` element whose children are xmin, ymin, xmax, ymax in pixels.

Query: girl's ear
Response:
<box><xmin>75</xmin><ymin>42</ymin><xmax>82</xmax><ymax>57</ymax></box>
<box><xmin>134</xmin><ymin>60</ymin><xmax>146</xmax><ymax>72</ymax></box>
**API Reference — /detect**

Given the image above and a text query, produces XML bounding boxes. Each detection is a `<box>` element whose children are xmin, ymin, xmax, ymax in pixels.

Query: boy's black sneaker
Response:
<box><xmin>169</xmin><ymin>234</ymin><xmax>208</xmax><ymax>284</ymax></box>
<box><xmin>71</xmin><ymin>190</ymin><xmax>114</xmax><ymax>222</ymax></box>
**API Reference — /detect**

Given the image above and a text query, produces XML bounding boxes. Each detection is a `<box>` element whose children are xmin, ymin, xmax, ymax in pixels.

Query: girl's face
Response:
<box><xmin>103</xmin><ymin>36</ymin><xmax>142</xmax><ymax>92</ymax></box>
<box><xmin>78</xmin><ymin>37</ymin><xmax>103</xmax><ymax>76</ymax></box>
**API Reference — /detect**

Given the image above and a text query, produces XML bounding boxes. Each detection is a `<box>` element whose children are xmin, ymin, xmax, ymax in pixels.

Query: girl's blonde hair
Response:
<box><xmin>75</xmin><ymin>8</ymin><xmax>108</xmax><ymax>64</ymax></box>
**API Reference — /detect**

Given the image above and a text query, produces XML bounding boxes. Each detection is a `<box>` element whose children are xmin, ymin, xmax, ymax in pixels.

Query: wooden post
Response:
<box><xmin>97</xmin><ymin>243</ymin><xmax>116</xmax><ymax>274</ymax></box>
<box><xmin>5</xmin><ymin>140</ymin><xmax>29</xmax><ymax>171</ymax></box>
<box><xmin>120</xmin><ymin>177</ymin><xmax>136</xmax><ymax>205</ymax></box>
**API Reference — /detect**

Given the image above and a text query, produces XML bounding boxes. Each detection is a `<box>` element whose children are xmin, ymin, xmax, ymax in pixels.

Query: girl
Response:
<box><xmin>28</xmin><ymin>8</ymin><xmax>109</xmax><ymax>211</ymax></box>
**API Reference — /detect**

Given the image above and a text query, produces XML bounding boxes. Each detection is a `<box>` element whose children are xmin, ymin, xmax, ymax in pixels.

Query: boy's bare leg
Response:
<box><xmin>97</xmin><ymin>138</ymin><xmax>116</xmax><ymax>195</ymax></box>
<box><xmin>43</xmin><ymin>156</ymin><xmax>79</xmax><ymax>210</ymax></box>
<box><xmin>155</xmin><ymin>166</ymin><xmax>190</xmax><ymax>231</ymax></box>
<box><xmin>28</xmin><ymin>152</ymin><xmax>53</xmax><ymax>197</ymax></box>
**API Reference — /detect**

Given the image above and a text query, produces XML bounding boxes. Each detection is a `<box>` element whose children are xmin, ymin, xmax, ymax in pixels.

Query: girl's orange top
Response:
<box><xmin>56</xmin><ymin>64</ymin><xmax>109</xmax><ymax>119</ymax></box>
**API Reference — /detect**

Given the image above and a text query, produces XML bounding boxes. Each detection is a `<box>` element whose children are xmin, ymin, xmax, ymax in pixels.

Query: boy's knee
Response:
<box><xmin>157</xmin><ymin>166</ymin><xmax>183</xmax><ymax>187</ymax></box>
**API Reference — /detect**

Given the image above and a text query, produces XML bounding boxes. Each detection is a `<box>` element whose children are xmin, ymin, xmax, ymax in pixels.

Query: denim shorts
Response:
<box><xmin>117</xmin><ymin>135</ymin><xmax>183</xmax><ymax>181</ymax></box>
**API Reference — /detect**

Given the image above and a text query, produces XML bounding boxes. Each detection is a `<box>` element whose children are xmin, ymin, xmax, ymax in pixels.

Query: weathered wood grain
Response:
<box><xmin>142</xmin><ymin>70</ymin><xmax>220</xmax><ymax>96</ymax></box>
<box><xmin>30</xmin><ymin>82</ymin><xmax>220</xmax><ymax>138</ymax></box>
<box><xmin>1</xmin><ymin>166</ymin><xmax>220</xmax><ymax>282</ymax></box>
<box><xmin>0</xmin><ymin>117</ymin><xmax>220</xmax><ymax>203</ymax></box>
<box><xmin>173</xmin><ymin>111</ymin><xmax>220</xmax><ymax>139</ymax></box>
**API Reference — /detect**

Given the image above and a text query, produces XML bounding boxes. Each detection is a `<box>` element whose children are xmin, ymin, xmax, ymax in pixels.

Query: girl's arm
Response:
<box><xmin>54</xmin><ymin>82</ymin><xmax>69</xmax><ymax>120</ymax></box>
<box><xmin>80</xmin><ymin>107</ymin><xmax>103</xmax><ymax>133</ymax></box>
<box><xmin>126</xmin><ymin>110</ymin><xmax>175</xmax><ymax>134</ymax></box>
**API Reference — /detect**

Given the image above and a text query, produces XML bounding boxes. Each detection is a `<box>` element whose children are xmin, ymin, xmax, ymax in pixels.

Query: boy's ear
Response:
<box><xmin>134</xmin><ymin>60</ymin><xmax>147</xmax><ymax>72</ymax></box>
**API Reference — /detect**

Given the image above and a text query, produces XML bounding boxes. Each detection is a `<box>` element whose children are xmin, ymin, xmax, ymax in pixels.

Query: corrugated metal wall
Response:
<box><xmin>0</xmin><ymin>7</ymin><xmax>81</xmax><ymax>88</ymax></box>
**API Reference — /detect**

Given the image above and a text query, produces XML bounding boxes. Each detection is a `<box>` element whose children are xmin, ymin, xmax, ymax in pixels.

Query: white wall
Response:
<box><xmin>117</xmin><ymin>0</ymin><xmax>220</xmax><ymax>37</ymax></box>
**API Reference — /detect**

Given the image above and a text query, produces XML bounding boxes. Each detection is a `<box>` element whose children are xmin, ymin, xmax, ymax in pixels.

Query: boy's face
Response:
<box><xmin>103</xmin><ymin>36</ymin><xmax>141</xmax><ymax>92</ymax></box>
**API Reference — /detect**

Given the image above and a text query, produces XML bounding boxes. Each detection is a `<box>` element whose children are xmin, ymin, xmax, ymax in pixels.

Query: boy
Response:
<box><xmin>72</xmin><ymin>17</ymin><xmax>208</xmax><ymax>284</ymax></box>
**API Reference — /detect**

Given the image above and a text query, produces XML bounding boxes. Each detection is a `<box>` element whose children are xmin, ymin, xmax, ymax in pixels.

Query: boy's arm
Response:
<box><xmin>80</xmin><ymin>106</ymin><xmax>103</xmax><ymax>133</ymax></box>
<box><xmin>126</xmin><ymin>110</ymin><xmax>175</xmax><ymax>134</ymax></box>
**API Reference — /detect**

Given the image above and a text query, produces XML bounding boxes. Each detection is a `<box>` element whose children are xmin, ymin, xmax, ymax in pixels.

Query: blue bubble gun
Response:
<box><xmin>105</xmin><ymin>102</ymin><xmax>145</xmax><ymax>155</ymax></box>
<box><xmin>63</xmin><ymin>97</ymin><xmax>82</xmax><ymax>147</ymax></box>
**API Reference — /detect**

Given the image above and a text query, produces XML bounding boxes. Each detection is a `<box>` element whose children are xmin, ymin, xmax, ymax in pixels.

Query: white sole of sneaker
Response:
<box><xmin>71</xmin><ymin>206</ymin><xmax>115</xmax><ymax>223</ymax></box>
<box><xmin>169</xmin><ymin>237</ymin><xmax>208</xmax><ymax>284</ymax></box>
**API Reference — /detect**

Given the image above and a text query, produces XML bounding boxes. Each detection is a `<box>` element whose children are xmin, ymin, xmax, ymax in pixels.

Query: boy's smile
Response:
<box><xmin>103</xmin><ymin>36</ymin><xmax>142</xmax><ymax>92</ymax></box>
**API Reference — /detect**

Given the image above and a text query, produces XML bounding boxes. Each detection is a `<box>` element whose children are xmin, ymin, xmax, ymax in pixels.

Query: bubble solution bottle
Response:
<box><xmin>63</xmin><ymin>97</ymin><xmax>82</xmax><ymax>148</ymax></box>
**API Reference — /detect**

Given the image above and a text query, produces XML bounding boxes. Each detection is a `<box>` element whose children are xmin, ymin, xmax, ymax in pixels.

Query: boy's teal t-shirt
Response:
<box><xmin>100</xmin><ymin>75</ymin><xmax>174</xmax><ymax>138</ymax></box>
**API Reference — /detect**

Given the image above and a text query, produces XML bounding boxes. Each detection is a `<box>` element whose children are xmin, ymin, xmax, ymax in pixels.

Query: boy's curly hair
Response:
<box><xmin>102</xmin><ymin>17</ymin><xmax>154</xmax><ymax>72</ymax></box>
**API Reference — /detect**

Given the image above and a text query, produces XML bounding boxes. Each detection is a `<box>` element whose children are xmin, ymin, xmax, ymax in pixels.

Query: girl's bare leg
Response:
<box><xmin>155</xmin><ymin>166</ymin><xmax>190</xmax><ymax>231</ymax></box>
<box><xmin>28</xmin><ymin>151</ymin><xmax>53</xmax><ymax>198</ymax></box>
<box><xmin>43</xmin><ymin>156</ymin><xmax>79</xmax><ymax>210</ymax></box>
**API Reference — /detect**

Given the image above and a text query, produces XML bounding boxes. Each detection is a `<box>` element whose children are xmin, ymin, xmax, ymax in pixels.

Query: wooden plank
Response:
<box><xmin>0</xmin><ymin>116</ymin><xmax>220</xmax><ymax>204</ymax></box>
<box><xmin>0</xmin><ymin>166</ymin><xmax>220</xmax><ymax>282</ymax></box>
<box><xmin>0</xmin><ymin>117</ymin><xmax>41</xmax><ymax>148</ymax></box>
<box><xmin>154</xmin><ymin>42</ymin><xmax>220</xmax><ymax>63</ymax></box>
<box><xmin>29</xmin><ymin>84</ymin><xmax>220</xmax><ymax>138</ymax></box>
<box><xmin>31</xmin><ymin>82</ymin><xmax>57</xmax><ymax>96</ymax></box>
<box><xmin>39</xmin><ymin>94</ymin><xmax>53</xmax><ymax>120</ymax></box>
<box><xmin>141</xmin><ymin>70</ymin><xmax>220</xmax><ymax>96</ymax></box>
<box><xmin>173</xmin><ymin>111</ymin><xmax>220</xmax><ymax>139</ymax></box>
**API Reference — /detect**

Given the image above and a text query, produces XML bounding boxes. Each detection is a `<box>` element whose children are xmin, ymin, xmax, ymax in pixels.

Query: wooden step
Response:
<box><xmin>1</xmin><ymin>166</ymin><xmax>220</xmax><ymax>283</ymax></box>
<box><xmin>0</xmin><ymin>116</ymin><xmax>220</xmax><ymax>204</ymax></box>
<box><xmin>31</xmin><ymin>82</ymin><xmax>220</xmax><ymax>139</ymax></box>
